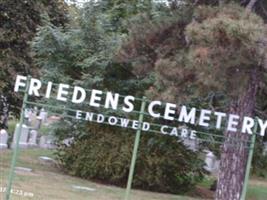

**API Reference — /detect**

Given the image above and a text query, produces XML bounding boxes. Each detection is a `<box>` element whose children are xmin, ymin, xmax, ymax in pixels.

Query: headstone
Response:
<box><xmin>15</xmin><ymin>167</ymin><xmax>33</xmax><ymax>173</ymax></box>
<box><xmin>28</xmin><ymin>130</ymin><xmax>38</xmax><ymax>147</ymax></box>
<box><xmin>39</xmin><ymin>136</ymin><xmax>47</xmax><ymax>148</ymax></box>
<box><xmin>72</xmin><ymin>185</ymin><xmax>96</xmax><ymax>192</ymax></box>
<box><xmin>39</xmin><ymin>108</ymin><xmax>47</xmax><ymax>123</ymax></box>
<box><xmin>63</xmin><ymin>137</ymin><xmax>74</xmax><ymax>147</ymax></box>
<box><xmin>34</xmin><ymin>106</ymin><xmax>38</xmax><ymax>113</ymax></box>
<box><xmin>183</xmin><ymin>138</ymin><xmax>199</xmax><ymax>151</ymax></box>
<box><xmin>39</xmin><ymin>156</ymin><xmax>55</xmax><ymax>162</ymax></box>
<box><xmin>204</xmin><ymin>151</ymin><xmax>216</xmax><ymax>172</ymax></box>
<box><xmin>33</xmin><ymin>116</ymin><xmax>42</xmax><ymax>130</ymax></box>
<box><xmin>203</xmin><ymin>151</ymin><xmax>220</xmax><ymax>175</ymax></box>
<box><xmin>0</xmin><ymin>129</ymin><xmax>8</xmax><ymax>149</ymax></box>
<box><xmin>28</xmin><ymin>108</ymin><xmax>37</xmax><ymax>126</ymax></box>
<box><xmin>12</xmin><ymin>124</ymin><xmax>29</xmax><ymax>148</ymax></box>
<box><xmin>46</xmin><ymin>136</ymin><xmax>56</xmax><ymax>149</ymax></box>
<box><xmin>39</xmin><ymin>156</ymin><xmax>56</xmax><ymax>166</ymax></box>
<box><xmin>39</xmin><ymin>156</ymin><xmax>54</xmax><ymax>161</ymax></box>
<box><xmin>39</xmin><ymin>136</ymin><xmax>56</xmax><ymax>149</ymax></box>
<box><xmin>24</xmin><ymin>108</ymin><xmax>31</xmax><ymax>126</ymax></box>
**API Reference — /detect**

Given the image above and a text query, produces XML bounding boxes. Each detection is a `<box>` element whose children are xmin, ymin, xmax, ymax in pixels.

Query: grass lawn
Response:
<box><xmin>1</xmin><ymin>149</ymin><xmax>267</xmax><ymax>200</ymax></box>
<box><xmin>0</xmin><ymin>149</ymin><xmax>199</xmax><ymax>200</ymax></box>
<box><xmin>247</xmin><ymin>179</ymin><xmax>267</xmax><ymax>200</ymax></box>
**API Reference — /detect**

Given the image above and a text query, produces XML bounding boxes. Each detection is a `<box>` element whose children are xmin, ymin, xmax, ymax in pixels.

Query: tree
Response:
<box><xmin>0</xmin><ymin>0</ymin><xmax>67</xmax><ymax>127</ymax></box>
<box><xmin>32</xmin><ymin>0</ymin><xmax>267</xmax><ymax>197</ymax></box>
<box><xmin>32</xmin><ymin>0</ymin><xmax>205</xmax><ymax>193</ymax></box>
<box><xmin>185</xmin><ymin>4</ymin><xmax>266</xmax><ymax>199</ymax></box>
<box><xmin>188</xmin><ymin>0</ymin><xmax>267</xmax><ymax>20</ymax></box>
<box><xmin>118</xmin><ymin>2</ymin><xmax>267</xmax><ymax>199</ymax></box>
<box><xmin>0</xmin><ymin>95</ymin><xmax>8</xmax><ymax>129</ymax></box>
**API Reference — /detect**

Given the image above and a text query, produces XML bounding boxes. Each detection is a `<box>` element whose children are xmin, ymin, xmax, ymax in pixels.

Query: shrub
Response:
<box><xmin>55</xmin><ymin>124</ymin><xmax>204</xmax><ymax>194</ymax></box>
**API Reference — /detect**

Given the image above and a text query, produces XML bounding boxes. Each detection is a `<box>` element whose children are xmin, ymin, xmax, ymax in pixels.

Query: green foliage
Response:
<box><xmin>119</xmin><ymin>2</ymin><xmax>267</xmax><ymax>103</ymax></box>
<box><xmin>32</xmin><ymin>0</ymin><xmax>159</xmax><ymax>94</ymax></box>
<box><xmin>31</xmin><ymin>2</ymin><xmax>207</xmax><ymax>194</ymax></box>
<box><xmin>117</xmin><ymin>4</ymin><xmax>195</xmax><ymax>104</ymax></box>
<box><xmin>252</xmin><ymin>138</ymin><xmax>267</xmax><ymax>178</ymax></box>
<box><xmin>0</xmin><ymin>0</ymin><xmax>67</xmax><ymax>114</ymax></box>
<box><xmin>55</xmin><ymin>124</ymin><xmax>204</xmax><ymax>194</ymax></box>
<box><xmin>185</xmin><ymin>4</ymin><xmax>266</xmax><ymax>98</ymax></box>
<box><xmin>39</xmin><ymin>125</ymin><xmax>52</xmax><ymax>136</ymax></box>
<box><xmin>31</xmin><ymin>0</ymin><xmax>267</xmax><ymax>192</ymax></box>
<box><xmin>188</xmin><ymin>0</ymin><xmax>267</xmax><ymax>22</ymax></box>
<box><xmin>118</xmin><ymin>2</ymin><xmax>267</xmax><ymax>176</ymax></box>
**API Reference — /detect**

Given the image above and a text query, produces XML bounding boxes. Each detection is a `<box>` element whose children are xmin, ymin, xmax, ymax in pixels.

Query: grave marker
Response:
<box><xmin>28</xmin><ymin>130</ymin><xmax>38</xmax><ymax>147</ymax></box>
<box><xmin>0</xmin><ymin>129</ymin><xmax>8</xmax><ymax>149</ymax></box>
<box><xmin>12</xmin><ymin>124</ymin><xmax>29</xmax><ymax>149</ymax></box>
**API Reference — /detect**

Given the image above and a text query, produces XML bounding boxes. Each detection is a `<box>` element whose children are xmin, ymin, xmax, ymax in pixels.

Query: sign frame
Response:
<box><xmin>5</xmin><ymin>76</ymin><xmax>257</xmax><ymax>200</ymax></box>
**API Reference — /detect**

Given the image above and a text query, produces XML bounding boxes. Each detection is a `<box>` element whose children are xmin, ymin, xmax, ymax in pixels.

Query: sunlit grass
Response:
<box><xmin>1</xmin><ymin>149</ymin><xmax>267</xmax><ymax>200</ymax></box>
<box><xmin>0</xmin><ymin>149</ymin><xmax>198</xmax><ymax>200</ymax></box>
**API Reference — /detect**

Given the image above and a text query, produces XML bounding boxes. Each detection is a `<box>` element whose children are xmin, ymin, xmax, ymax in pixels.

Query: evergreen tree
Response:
<box><xmin>32</xmin><ymin>0</ymin><xmax>205</xmax><ymax>194</ymax></box>
<box><xmin>32</xmin><ymin>0</ymin><xmax>267</xmax><ymax>197</ymax></box>
<box><xmin>0</xmin><ymin>0</ymin><xmax>67</xmax><ymax>127</ymax></box>
<box><xmin>186</xmin><ymin>4</ymin><xmax>266</xmax><ymax>199</ymax></box>
<box><xmin>118</xmin><ymin>1</ymin><xmax>267</xmax><ymax>199</ymax></box>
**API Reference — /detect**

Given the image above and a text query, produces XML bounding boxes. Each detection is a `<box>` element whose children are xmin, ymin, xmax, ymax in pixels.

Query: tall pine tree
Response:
<box><xmin>118</xmin><ymin>1</ymin><xmax>267</xmax><ymax>199</ymax></box>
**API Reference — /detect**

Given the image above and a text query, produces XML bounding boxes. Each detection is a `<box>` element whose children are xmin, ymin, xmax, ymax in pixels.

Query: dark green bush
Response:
<box><xmin>55</xmin><ymin>123</ymin><xmax>204</xmax><ymax>194</ymax></box>
<box><xmin>252</xmin><ymin>138</ymin><xmax>267</xmax><ymax>178</ymax></box>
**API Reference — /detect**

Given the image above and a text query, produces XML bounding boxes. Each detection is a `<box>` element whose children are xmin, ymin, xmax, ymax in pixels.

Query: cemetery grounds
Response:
<box><xmin>0</xmin><ymin>148</ymin><xmax>267</xmax><ymax>199</ymax></box>
<box><xmin>0</xmin><ymin>117</ymin><xmax>267</xmax><ymax>199</ymax></box>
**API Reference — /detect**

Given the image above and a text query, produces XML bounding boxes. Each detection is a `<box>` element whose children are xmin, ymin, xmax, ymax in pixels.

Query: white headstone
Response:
<box><xmin>28</xmin><ymin>109</ymin><xmax>37</xmax><ymax>126</ymax></box>
<box><xmin>33</xmin><ymin>116</ymin><xmax>42</xmax><ymax>130</ymax></box>
<box><xmin>12</xmin><ymin>124</ymin><xmax>29</xmax><ymax>148</ymax></box>
<box><xmin>39</xmin><ymin>108</ymin><xmax>47</xmax><ymax>123</ymax></box>
<box><xmin>15</xmin><ymin>167</ymin><xmax>33</xmax><ymax>172</ymax></box>
<box><xmin>24</xmin><ymin>108</ymin><xmax>30</xmax><ymax>118</ymax></box>
<box><xmin>72</xmin><ymin>185</ymin><xmax>96</xmax><ymax>192</ymax></box>
<box><xmin>46</xmin><ymin>136</ymin><xmax>56</xmax><ymax>149</ymax></box>
<box><xmin>39</xmin><ymin>135</ymin><xmax>56</xmax><ymax>149</ymax></box>
<box><xmin>63</xmin><ymin>137</ymin><xmax>74</xmax><ymax>147</ymax></box>
<box><xmin>204</xmin><ymin>151</ymin><xmax>216</xmax><ymax>172</ymax></box>
<box><xmin>28</xmin><ymin>130</ymin><xmax>38</xmax><ymax>147</ymax></box>
<box><xmin>0</xmin><ymin>129</ymin><xmax>8</xmax><ymax>149</ymax></box>
<box><xmin>24</xmin><ymin>108</ymin><xmax>31</xmax><ymax>125</ymax></box>
<box><xmin>39</xmin><ymin>156</ymin><xmax>55</xmax><ymax>162</ymax></box>
<box><xmin>183</xmin><ymin>138</ymin><xmax>199</xmax><ymax>151</ymax></box>
<box><xmin>34</xmin><ymin>106</ymin><xmax>38</xmax><ymax>113</ymax></box>
<box><xmin>39</xmin><ymin>136</ymin><xmax>47</xmax><ymax>148</ymax></box>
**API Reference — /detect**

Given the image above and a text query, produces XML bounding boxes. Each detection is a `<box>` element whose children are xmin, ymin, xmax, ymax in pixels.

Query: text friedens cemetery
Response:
<box><xmin>14</xmin><ymin>75</ymin><xmax>267</xmax><ymax>137</ymax></box>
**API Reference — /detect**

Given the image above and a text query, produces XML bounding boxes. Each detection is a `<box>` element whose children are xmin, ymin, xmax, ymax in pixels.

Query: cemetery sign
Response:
<box><xmin>14</xmin><ymin>75</ymin><xmax>267</xmax><ymax>137</ymax></box>
<box><xmin>4</xmin><ymin>74</ymin><xmax>264</xmax><ymax>200</ymax></box>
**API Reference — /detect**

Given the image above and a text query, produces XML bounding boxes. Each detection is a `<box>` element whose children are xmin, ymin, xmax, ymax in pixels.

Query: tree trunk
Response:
<box><xmin>215</xmin><ymin>69</ymin><xmax>259</xmax><ymax>200</ymax></box>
